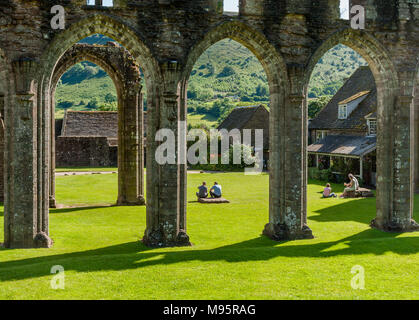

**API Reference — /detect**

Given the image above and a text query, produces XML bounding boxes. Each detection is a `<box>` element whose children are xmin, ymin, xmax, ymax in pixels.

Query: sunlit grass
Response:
<box><xmin>0</xmin><ymin>173</ymin><xmax>418</xmax><ymax>299</ymax></box>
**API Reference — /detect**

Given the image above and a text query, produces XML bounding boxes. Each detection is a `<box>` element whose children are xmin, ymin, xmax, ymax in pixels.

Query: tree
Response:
<box><xmin>308</xmin><ymin>96</ymin><xmax>331</xmax><ymax>119</ymax></box>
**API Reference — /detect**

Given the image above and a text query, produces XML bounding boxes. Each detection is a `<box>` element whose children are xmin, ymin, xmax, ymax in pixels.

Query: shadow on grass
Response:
<box><xmin>310</xmin><ymin>197</ymin><xmax>377</xmax><ymax>225</ymax></box>
<box><xmin>50</xmin><ymin>205</ymin><xmax>118</xmax><ymax>214</ymax></box>
<box><xmin>0</xmin><ymin>228</ymin><xmax>418</xmax><ymax>282</ymax></box>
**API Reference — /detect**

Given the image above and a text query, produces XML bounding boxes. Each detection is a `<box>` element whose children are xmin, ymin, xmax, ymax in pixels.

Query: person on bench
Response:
<box><xmin>210</xmin><ymin>182</ymin><xmax>222</xmax><ymax>199</ymax></box>
<box><xmin>196</xmin><ymin>182</ymin><xmax>208</xmax><ymax>199</ymax></box>
<box><xmin>340</xmin><ymin>173</ymin><xmax>359</xmax><ymax>198</ymax></box>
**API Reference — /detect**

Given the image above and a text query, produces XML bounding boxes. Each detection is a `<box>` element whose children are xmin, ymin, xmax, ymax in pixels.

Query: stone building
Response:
<box><xmin>0</xmin><ymin>0</ymin><xmax>417</xmax><ymax>248</ymax></box>
<box><xmin>56</xmin><ymin>110</ymin><xmax>147</xmax><ymax>167</ymax></box>
<box><xmin>308</xmin><ymin>66</ymin><xmax>378</xmax><ymax>186</ymax></box>
<box><xmin>217</xmin><ymin>105</ymin><xmax>270</xmax><ymax>165</ymax></box>
<box><xmin>56</xmin><ymin>111</ymin><xmax>118</xmax><ymax>167</ymax></box>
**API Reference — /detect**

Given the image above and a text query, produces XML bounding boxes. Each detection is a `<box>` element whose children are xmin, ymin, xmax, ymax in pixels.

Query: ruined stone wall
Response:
<box><xmin>56</xmin><ymin>136</ymin><xmax>114</xmax><ymax>167</ymax></box>
<box><xmin>0</xmin><ymin>0</ymin><xmax>417</xmax><ymax>248</ymax></box>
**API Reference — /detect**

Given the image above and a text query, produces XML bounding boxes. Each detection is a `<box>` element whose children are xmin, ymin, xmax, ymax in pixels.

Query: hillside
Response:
<box><xmin>55</xmin><ymin>35</ymin><xmax>367</xmax><ymax>122</ymax></box>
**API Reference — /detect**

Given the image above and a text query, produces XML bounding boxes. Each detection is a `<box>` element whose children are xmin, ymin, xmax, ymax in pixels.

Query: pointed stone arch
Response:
<box><xmin>50</xmin><ymin>43</ymin><xmax>145</xmax><ymax>208</ymax></box>
<box><xmin>306</xmin><ymin>28</ymin><xmax>418</xmax><ymax>232</ymax></box>
<box><xmin>180</xmin><ymin>22</ymin><xmax>314</xmax><ymax>241</ymax></box>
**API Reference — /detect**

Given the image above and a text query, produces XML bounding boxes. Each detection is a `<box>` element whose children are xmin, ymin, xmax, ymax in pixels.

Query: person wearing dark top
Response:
<box><xmin>196</xmin><ymin>182</ymin><xmax>208</xmax><ymax>199</ymax></box>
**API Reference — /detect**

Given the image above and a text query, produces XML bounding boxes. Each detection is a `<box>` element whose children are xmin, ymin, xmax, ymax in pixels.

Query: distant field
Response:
<box><xmin>187</xmin><ymin>113</ymin><xmax>219</xmax><ymax>128</ymax></box>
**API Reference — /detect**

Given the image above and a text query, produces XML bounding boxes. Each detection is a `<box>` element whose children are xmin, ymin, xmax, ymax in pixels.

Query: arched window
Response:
<box><xmin>87</xmin><ymin>0</ymin><xmax>113</xmax><ymax>6</ymax></box>
<box><xmin>224</xmin><ymin>0</ymin><xmax>239</xmax><ymax>15</ymax></box>
<box><xmin>340</xmin><ymin>0</ymin><xmax>350</xmax><ymax>20</ymax></box>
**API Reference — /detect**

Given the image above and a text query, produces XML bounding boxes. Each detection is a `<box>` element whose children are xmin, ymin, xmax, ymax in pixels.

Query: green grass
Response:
<box><xmin>55</xmin><ymin>167</ymin><xmax>118</xmax><ymax>173</ymax></box>
<box><xmin>0</xmin><ymin>173</ymin><xmax>418</xmax><ymax>299</ymax></box>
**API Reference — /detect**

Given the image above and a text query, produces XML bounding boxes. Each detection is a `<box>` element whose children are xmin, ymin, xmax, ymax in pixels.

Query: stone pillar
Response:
<box><xmin>4</xmin><ymin>60</ymin><xmax>52</xmax><ymax>248</ymax></box>
<box><xmin>137</xmin><ymin>90</ymin><xmax>145</xmax><ymax>204</ymax></box>
<box><xmin>414</xmin><ymin>78</ymin><xmax>419</xmax><ymax>193</ymax></box>
<box><xmin>142</xmin><ymin>62</ymin><xmax>190</xmax><ymax>247</ymax></box>
<box><xmin>49</xmin><ymin>89</ymin><xmax>56</xmax><ymax>208</ymax></box>
<box><xmin>118</xmin><ymin>84</ymin><xmax>143</xmax><ymax>205</ymax></box>
<box><xmin>371</xmin><ymin>72</ymin><xmax>419</xmax><ymax>232</ymax></box>
<box><xmin>263</xmin><ymin>66</ymin><xmax>313</xmax><ymax>241</ymax></box>
<box><xmin>179</xmin><ymin>80</ymin><xmax>188</xmax><ymax>231</ymax></box>
<box><xmin>0</xmin><ymin>95</ymin><xmax>4</xmax><ymax>203</ymax></box>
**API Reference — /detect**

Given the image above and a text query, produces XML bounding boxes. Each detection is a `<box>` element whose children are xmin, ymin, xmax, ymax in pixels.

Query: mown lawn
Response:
<box><xmin>0</xmin><ymin>172</ymin><xmax>418</xmax><ymax>299</ymax></box>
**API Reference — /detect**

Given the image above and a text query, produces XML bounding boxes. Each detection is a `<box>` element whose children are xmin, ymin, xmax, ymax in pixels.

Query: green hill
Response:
<box><xmin>55</xmin><ymin>35</ymin><xmax>367</xmax><ymax>122</ymax></box>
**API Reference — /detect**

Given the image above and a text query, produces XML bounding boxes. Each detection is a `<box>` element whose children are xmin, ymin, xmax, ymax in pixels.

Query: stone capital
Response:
<box><xmin>12</xmin><ymin>59</ymin><xmax>39</xmax><ymax>95</ymax></box>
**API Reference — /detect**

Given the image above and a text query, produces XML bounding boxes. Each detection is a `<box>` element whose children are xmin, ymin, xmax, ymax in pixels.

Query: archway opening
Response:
<box><xmin>185</xmin><ymin>38</ymin><xmax>271</xmax><ymax>238</ymax></box>
<box><xmin>307</xmin><ymin>43</ymin><xmax>378</xmax><ymax>226</ymax></box>
<box><xmin>51</xmin><ymin>34</ymin><xmax>146</xmax><ymax>208</ymax></box>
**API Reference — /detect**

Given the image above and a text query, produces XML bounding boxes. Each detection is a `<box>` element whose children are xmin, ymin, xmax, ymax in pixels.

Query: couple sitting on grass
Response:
<box><xmin>196</xmin><ymin>181</ymin><xmax>222</xmax><ymax>199</ymax></box>
<box><xmin>323</xmin><ymin>173</ymin><xmax>359</xmax><ymax>199</ymax></box>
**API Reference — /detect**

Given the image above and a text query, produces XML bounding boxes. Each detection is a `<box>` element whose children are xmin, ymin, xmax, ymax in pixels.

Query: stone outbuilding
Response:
<box><xmin>217</xmin><ymin>105</ymin><xmax>270</xmax><ymax>165</ymax></box>
<box><xmin>56</xmin><ymin>110</ymin><xmax>147</xmax><ymax>167</ymax></box>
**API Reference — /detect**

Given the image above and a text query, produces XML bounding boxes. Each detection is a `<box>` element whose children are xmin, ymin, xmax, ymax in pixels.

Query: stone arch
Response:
<box><xmin>49</xmin><ymin>43</ymin><xmax>145</xmax><ymax>207</ymax></box>
<box><xmin>181</xmin><ymin>21</ymin><xmax>305</xmax><ymax>240</ymax></box>
<box><xmin>305</xmin><ymin>28</ymin><xmax>417</xmax><ymax>232</ymax></box>
<box><xmin>28</xmin><ymin>14</ymin><xmax>159</xmax><ymax>247</ymax></box>
<box><xmin>40</xmin><ymin>13</ymin><xmax>160</xmax><ymax>91</ymax></box>
<box><xmin>182</xmin><ymin>21</ymin><xmax>288</xmax><ymax>91</ymax></box>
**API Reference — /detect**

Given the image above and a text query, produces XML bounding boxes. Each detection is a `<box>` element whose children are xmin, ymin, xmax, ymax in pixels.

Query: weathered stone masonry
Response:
<box><xmin>0</xmin><ymin>0</ymin><xmax>417</xmax><ymax>248</ymax></box>
<box><xmin>49</xmin><ymin>43</ymin><xmax>145</xmax><ymax>207</ymax></box>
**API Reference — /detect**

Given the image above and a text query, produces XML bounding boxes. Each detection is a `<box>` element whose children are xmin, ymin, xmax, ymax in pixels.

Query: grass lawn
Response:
<box><xmin>55</xmin><ymin>167</ymin><xmax>118</xmax><ymax>173</ymax></box>
<box><xmin>0</xmin><ymin>172</ymin><xmax>418</xmax><ymax>299</ymax></box>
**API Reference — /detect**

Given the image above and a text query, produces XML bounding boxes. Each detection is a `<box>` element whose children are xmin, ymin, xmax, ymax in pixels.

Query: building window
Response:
<box><xmin>340</xmin><ymin>0</ymin><xmax>350</xmax><ymax>20</ymax></box>
<box><xmin>368</xmin><ymin>120</ymin><xmax>377</xmax><ymax>135</ymax></box>
<box><xmin>316</xmin><ymin>130</ymin><xmax>328</xmax><ymax>142</ymax></box>
<box><xmin>224</xmin><ymin>0</ymin><xmax>239</xmax><ymax>15</ymax></box>
<box><xmin>338</xmin><ymin>104</ymin><xmax>347</xmax><ymax>119</ymax></box>
<box><xmin>87</xmin><ymin>0</ymin><xmax>113</xmax><ymax>6</ymax></box>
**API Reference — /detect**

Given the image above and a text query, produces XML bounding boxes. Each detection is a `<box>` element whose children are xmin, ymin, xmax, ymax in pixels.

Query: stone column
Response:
<box><xmin>179</xmin><ymin>79</ymin><xmax>188</xmax><ymax>231</ymax></box>
<box><xmin>0</xmin><ymin>95</ymin><xmax>4</xmax><ymax>203</ymax></box>
<box><xmin>4</xmin><ymin>60</ymin><xmax>52</xmax><ymax>248</ymax></box>
<box><xmin>263</xmin><ymin>66</ymin><xmax>313</xmax><ymax>241</ymax></box>
<box><xmin>118</xmin><ymin>84</ymin><xmax>143</xmax><ymax>205</ymax></box>
<box><xmin>371</xmin><ymin>71</ymin><xmax>419</xmax><ymax>232</ymax></box>
<box><xmin>137</xmin><ymin>90</ymin><xmax>145</xmax><ymax>204</ymax></box>
<box><xmin>414</xmin><ymin>79</ymin><xmax>419</xmax><ymax>193</ymax></box>
<box><xmin>142</xmin><ymin>62</ymin><xmax>190</xmax><ymax>247</ymax></box>
<box><xmin>49</xmin><ymin>89</ymin><xmax>56</xmax><ymax>208</ymax></box>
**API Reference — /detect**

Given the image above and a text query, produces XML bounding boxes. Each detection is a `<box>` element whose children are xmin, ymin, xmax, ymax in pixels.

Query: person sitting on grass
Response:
<box><xmin>210</xmin><ymin>182</ymin><xmax>222</xmax><ymax>199</ymax></box>
<box><xmin>340</xmin><ymin>173</ymin><xmax>359</xmax><ymax>198</ymax></box>
<box><xmin>323</xmin><ymin>183</ymin><xmax>337</xmax><ymax>198</ymax></box>
<box><xmin>196</xmin><ymin>182</ymin><xmax>208</xmax><ymax>199</ymax></box>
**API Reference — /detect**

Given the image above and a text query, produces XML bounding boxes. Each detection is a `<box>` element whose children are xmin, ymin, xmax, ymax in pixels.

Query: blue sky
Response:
<box><xmin>224</xmin><ymin>0</ymin><xmax>239</xmax><ymax>12</ymax></box>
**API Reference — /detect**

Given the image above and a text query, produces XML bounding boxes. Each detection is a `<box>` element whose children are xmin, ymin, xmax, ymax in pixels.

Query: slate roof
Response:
<box><xmin>217</xmin><ymin>105</ymin><xmax>267</xmax><ymax>131</ymax></box>
<box><xmin>217</xmin><ymin>105</ymin><xmax>270</xmax><ymax>150</ymax></box>
<box><xmin>307</xmin><ymin>135</ymin><xmax>376</xmax><ymax>157</ymax></box>
<box><xmin>60</xmin><ymin>110</ymin><xmax>147</xmax><ymax>140</ymax></box>
<box><xmin>61</xmin><ymin>111</ymin><xmax>118</xmax><ymax>137</ymax></box>
<box><xmin>309</xmin><ymin>66</ymin><xmax>377</xmax><ymax>131</ymax></box>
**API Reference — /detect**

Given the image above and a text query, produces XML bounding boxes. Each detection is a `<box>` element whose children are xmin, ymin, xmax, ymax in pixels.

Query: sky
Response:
<box><xmin>224</xmin><ymin>0</ymin><xmax>239</xmax><ymax>12</ymax></box>
<box><xmin>340</xmin><ymin>0</ymin><xmax>350</xmax><ymax>19</ymax></box>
